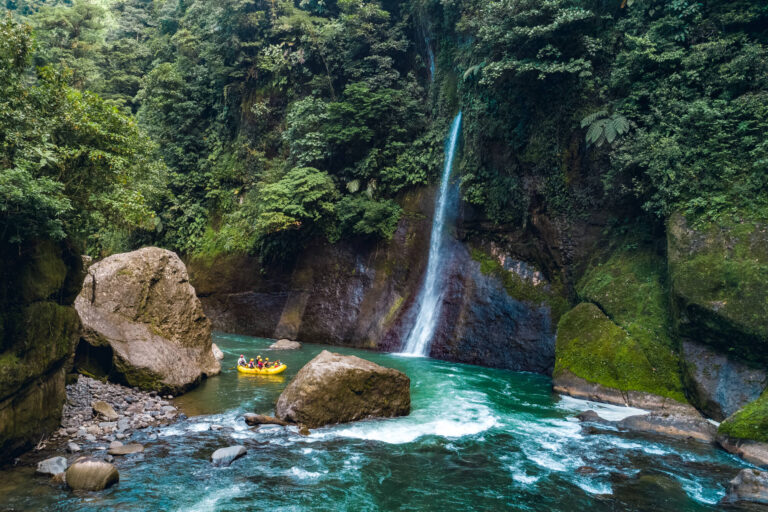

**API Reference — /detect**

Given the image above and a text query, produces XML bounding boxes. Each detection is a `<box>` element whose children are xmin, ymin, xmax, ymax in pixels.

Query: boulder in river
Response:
<box><xmin>74</xmin><ymin>247</ymin><xmax>221</xmax><ymax>394</ymax></box>
<box><xmin>36</xmin><ymin>456</ymin><xmax>68</xmax><ymax>476</ymax></box>
<box><xmin>269</xmin><ymin>339</ymin><xmax>302</xmax><ymax>350</ymax></box>
<box><xmin>211</xmin><ymin>343</ymin><xmax>224</xmax><ymax>360</ymax></box>
<box><xmin>617</xmin><ymin>413</ymin><xmax>716</xmax><ymax>443</ymax></box>
<box><xmin>65</xmin><ymin>457</ymin><xmax>119</xmax><ymax>491</ymax></box>
<box><xmin>244</xmin><ymin>413</ymin><xmax>289</xmax><ymax>427</ymax></box>
<box><xmin>722</xmin><ymin>469</ymin><xmax>768</xmax><ymax>505</ymax></box>
<box><xmin>717</xmin><ymin>435</ymin><xmax>768</xmax><ymax>467</ymax></box>
<box><xmin>275</xmin><ymin>350</ymin><xmax>410</xmax><ymax>428</ymax></box>
<box><xmin>211</xmin><ymin>446</ymin><xmax>246</xmax><ymax>467</ymax></box>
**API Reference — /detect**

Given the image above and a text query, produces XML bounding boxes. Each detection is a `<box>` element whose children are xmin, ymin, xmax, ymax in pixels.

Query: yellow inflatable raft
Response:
<box><xmin>236</xmin><ymin>363</ymin><xmax>287</xmax><ymax>375</ymax></box>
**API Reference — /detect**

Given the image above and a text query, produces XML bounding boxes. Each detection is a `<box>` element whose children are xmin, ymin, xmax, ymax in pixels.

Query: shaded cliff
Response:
<box><xmin>0</xmin><ymin>241</ymin><xmax>83</xmax><ymax>464</ymax></box>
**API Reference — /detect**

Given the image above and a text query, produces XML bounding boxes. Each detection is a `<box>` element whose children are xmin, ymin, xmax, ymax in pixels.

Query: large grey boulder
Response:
<box><xmin>36</xmin><ymin>456</ymin><xmax>68</xmax><ymax>476</ymax></box>
<box><xmin>75</xmin><ymin>247</ymin><xmax>220</xmax><ymax>394</ymax></box>
<box><xmin>211</xmin><ymin>445</ymin><xmax>246</xmax><ymax>467</ymax></box>
<box><xmin>618</xmin><ymin>413</ymin><xmax>716</xmax><ymax>443</ymax></box>
<box><xmin>722</xmin><ymin>469</ymin><xmax>768</xmax><ymax>505</ymax></box>
<box><xmin>681</xmin><ymin>339</ymin><xmax>766</xmax><ymax>421</ymax></box>
<box><xmin>275</xmin><ymin>350</ymin><xmax>410</xmax><ymax>428</ymax></box>
<box><xmin>65</xmin><ymin>457</ymin><xmax>119</xmax><ymax>491</ymax></box>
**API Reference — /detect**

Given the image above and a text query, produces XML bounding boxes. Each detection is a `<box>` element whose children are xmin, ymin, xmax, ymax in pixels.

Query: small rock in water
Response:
<box><xmin>148</xmin><ymin>433</ymin><xmax>158</xmax><ymax>440</ymax></box>
<box><xmin>67</xmin><ymin>442</ymin><xmax>81</xmax><ymax>453</ymax></box>
<box><xmin>65</xmin><ymin>457</ymin><xmax>119</xmax><ymax>491</ymax></box>
<box><xmin>116</xmin><ymin>433</ymin><xmax>126</xmax><ymax>440</ymax></box>
<box><xmin>244</xmin><ymin>413</ymin><xmax>290</xmax><ymax>427</ymax></box>
<box><xmin>722</xmin><ymin>469</ymin><xmax>768</xmax><ymax>505</ymax></box>
<box><xmin>84</xmin><ymin>434</ymin><xmax>97</xmax><ymax>443</ymax></box>
<box><xmin>210</xmin><ymin>425</ymin><xmax>223</xmax><ymax>431</ymax></box>
<box><xmin>212</xmin><ymin>343</ymin><xmax>224</xmax><ymax>361</ymax></box>
<box><xmin>161</xmin><ymin>405</ymin><xmax>177</xmax><ymax>414</ymax></box>
<box><xmin>105</xmin><ymin>455</ymin><xmax>114</xmax><ymax>463</ymax></box>
<box><xmin>108</xmin><ymin>443</ymin><xmax>144</xmax><ymax>456</ymax></box>
<box><xmin>109</xmin><ymin>440</ymin><xmax>123</xmax><ymax>450</ymax></box>
<box><xmin>298</xmin><ymin>425</ymin><xmax>311</xmax><ymax>436</ymax></box>
<box><xmin>269</xmin><ymin>339</ymin><xmax>302</xmax><ymax>350</ymax></box>
<box><xmin>211</xmin><ymin>446</ymin><xmax>247</xmax><ymax>467</ymax></box>
<box><xmin>36</xmin><ymin>456</ymin><xmax>68</xmax><ymax>476</ymax></box>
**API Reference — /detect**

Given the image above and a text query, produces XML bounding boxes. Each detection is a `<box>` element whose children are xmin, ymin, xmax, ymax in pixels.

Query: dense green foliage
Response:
<box><xmin>3</xmin><ymin>0</ymin><xmax>767</xmax><ymax>259</ymax></box>
<box><xmin>0</xmin><ymin>14</ymin><xmax>161</xmax><ymax>251</ymax></box>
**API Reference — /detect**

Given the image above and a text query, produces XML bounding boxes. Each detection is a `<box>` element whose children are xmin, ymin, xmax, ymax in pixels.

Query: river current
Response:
<box><xmin>0</xmin><ymin>333</ymin><xmax>751</xmax><ymax>511</ymax></box>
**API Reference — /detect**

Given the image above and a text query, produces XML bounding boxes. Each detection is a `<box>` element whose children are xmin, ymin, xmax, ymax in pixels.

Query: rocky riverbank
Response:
<box><xmin>37</xmin><ymin>375</ymin><xmax>182</xmax><ymax>459</ymax></box>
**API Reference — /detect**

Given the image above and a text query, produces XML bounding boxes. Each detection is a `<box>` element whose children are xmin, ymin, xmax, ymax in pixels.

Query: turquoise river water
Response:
<box><xmin>0</xmin><ymin>333</ymin><xmax>755</xmax><ymax>511</ymax></box>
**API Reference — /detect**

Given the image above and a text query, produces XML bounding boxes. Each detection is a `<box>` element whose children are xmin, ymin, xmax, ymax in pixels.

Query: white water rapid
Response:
<box><xmin>400</xmin><ymin>111</ymin><xmax>463</xmax><ymax>356</ymax></box>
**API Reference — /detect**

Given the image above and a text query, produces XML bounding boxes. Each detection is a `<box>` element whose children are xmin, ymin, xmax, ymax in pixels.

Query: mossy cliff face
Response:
<box><xmin>668</xmin><ymin>212</ymin><xmax>768</xmax><ymax>363</ymax></box>
<box><xmin>0</xmin><ymin>241</ymin><xmax>83</xmax><ymax>464</ymax></box>
<box><xmin>552</xmin><ymin>236</ymin><xmax>690</xmax><ymax>405</ymax></box>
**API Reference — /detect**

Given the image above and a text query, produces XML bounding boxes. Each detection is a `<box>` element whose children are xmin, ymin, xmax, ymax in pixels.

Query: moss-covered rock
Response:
<box><xmin>719</xmin><ymin>391</ymin><xmax>768</xmax><ymax>443</ymax></box>
<box><xmin>554</xmin><ymin>303</ymin><xmax>686</xmax><ymax>402</ymax></box>
<box><xmin>575</xmin><ymin>245</ymin><xmax>686</xmax><ymax>402</ymax></box>
<box><xmin>668</xmin><ymin>211</ymin><xmax>768</xmax><ymax>363</ymax></box>
<box><xmin>0</xmin><ymin>240</ymin><xmax>83</xmax><ymax>464</ymax></box>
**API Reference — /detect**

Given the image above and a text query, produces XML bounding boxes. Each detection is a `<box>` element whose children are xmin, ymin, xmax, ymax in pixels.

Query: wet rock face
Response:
<box><xmin>723</xmin><ymin>469</ymin><xmax>768</xmax><ymax>505</ymax></box>
<box><xmin>75</xmin><ymin>247</ymin><xmax>220</xmax><ymax>394</ymax></box>
<box><xmin>426</xmin><ymin>242</ymin><xmax>555</xmax><ymax>374</ymax></box>
<box><xmin>0</xmin><ymin>240</ymin><xmax>83</xmax><ymax>464</ymax></box>
<box><xmin>275</xmin><ymin>350</ymin><xmax>410</xmax><ymax>428</ymax></box>
<box><xmin>681</xmin><ymin>339</ymin><xmax>767</xmax><ymax>421</ymax></box>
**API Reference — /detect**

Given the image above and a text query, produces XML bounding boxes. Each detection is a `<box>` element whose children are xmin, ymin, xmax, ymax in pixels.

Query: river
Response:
<box><xmin>0</xmin><ymin>333</ymin><xmax>750</xmax><ymax>511</ymax></box>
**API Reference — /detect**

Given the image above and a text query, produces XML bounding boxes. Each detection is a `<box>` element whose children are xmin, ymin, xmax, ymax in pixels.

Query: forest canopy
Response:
<box><xmin>1</xmin><ymin>0</ymin><xmax>766</xmax><ymax>258</ymax></box>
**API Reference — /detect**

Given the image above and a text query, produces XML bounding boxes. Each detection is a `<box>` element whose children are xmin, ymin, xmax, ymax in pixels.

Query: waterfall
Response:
<box><xmin>401</xmin><ymin>111</ymin><xmax>463</xmax><ymax>357</ymax></box>
<box><xmin>425</xmin><ymin>36</ymin><xmax>436</xmax><ymax>81</ymax></box>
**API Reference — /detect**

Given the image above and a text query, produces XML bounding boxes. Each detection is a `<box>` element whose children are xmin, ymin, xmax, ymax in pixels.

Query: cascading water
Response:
<box><xmin>425</xmin><ymin>36</ymin><xmax>436</xmax><ymax>81</ymax></box>
<box><xmin>400</xmin><ymin>111</ymin><xmax>463</xmax><ymax>357</ymax></box>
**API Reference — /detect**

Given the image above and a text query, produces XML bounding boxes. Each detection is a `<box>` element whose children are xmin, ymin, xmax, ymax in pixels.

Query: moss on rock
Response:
<box><xmin>718</xmin><ymin>391</ymin><xmax>768</xmax><ymax>443</ymax></box>
<box><xmin>555</xmin><ymin>303</ymin><xmax>686</xmax><ymax>402</ymax></box>
<box><xmin>576</xmin><ymin>244</ymin><xmax>685</xmax><ymax>401</ymax></box>
<box><xmin>668</xmin><ymin>211</ymin><xmax>768</xmax><ymax>363</ymax></box>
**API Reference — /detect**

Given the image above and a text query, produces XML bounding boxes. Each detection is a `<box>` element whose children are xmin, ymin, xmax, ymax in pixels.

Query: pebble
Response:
<box><xmin>67</xmin><ymin>442</ymin><xmax>81</xmax><ymax>453</ymax></box>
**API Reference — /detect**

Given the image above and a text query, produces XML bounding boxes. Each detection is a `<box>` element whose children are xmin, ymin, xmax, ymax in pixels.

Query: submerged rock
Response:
<box><xmin>74</xmin><ymin>247</ymin><xmax>221</xmax><ymax>394</ymax></box>
<box><xmin>211</xmin><ymin>446</ymin><xmax>246</xmax><ymax>467</ymax></box>
<box><xmin>722</xmin><ymin>469</ymin><xmax>768</xmax><ymax>505</ymax></box>
<box><xmin>269</xmin><ymin>339</ymin><xmax>302</xmax><ymax>350</ymax></box>
<box><xmin>275</xmin><ymin>350</ymin><xmax>410</xmax><ymax>428</ymax></box>
<box><xmin>65</xmin><ymin>457</ymin><xmax>119</xmax><ymax>491</ymax></box>
<box><xmin>36</xmin><ymin>456</ymin><xmax>68</xmax><ymax>476</ymax></box>
<box><xmin>108</xmin><ymin>443</ymin><xmax>144</xmax><ymax>456</ymax></box>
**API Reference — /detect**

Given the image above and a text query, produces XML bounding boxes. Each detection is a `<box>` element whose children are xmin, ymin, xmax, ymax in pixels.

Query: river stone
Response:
<box><xmin>74</xmin><ymin>247</ymin><xmax>221</xmax><ymax>394</ymax></box>
<box><xmin>36</xmin><ymin>456</ymin><xmax>68</xmax><ymax>476</ymax></box>
<box><xmin>717</xmin><ymin>435</ymin><xmax>768</xmax><ymax>467</ymax></box>
<box><xmin>108</xmin><ymin>443</ymin><xmax>144</xmax><ymax>455</ymax></box>
<box><xmin>109</xmin><ymin>440</ymin><xmax>123</xmax><ymax>449</ymax></box>
<box><xmin>681</xmin><ymin>339</ymin><xmax>766</xmax><ymax>421</ymax></box>
<box><xmin>269</xmin><ymin>339</ymin><xmax>302</xmax><ymax>350</ymax></box>
<box><xmin>211</xmin><ymin>445</ymin><xmax>246</xmax><ymax>467</ymax></box>
<box><xmin>65</xmin><ymin>457</ymin><xmax>119</xmax><ymax>491</ymax></box>
<box><xmin>92</xmin><ymin>400</ymin><xmax>119</xmax><ymax>421</ymax></box>
<box><xmin>275</xmin><ymin>350</ymin><xmax>410</xmax><ymax>428</ymax></box>
<box><xmin>67</xmin><ymin>442</ymin><xmax>81</xmax><ymax>453</ymax></box>
<box><xmin>722</xmin><ymin>469</ymin><xmax>768</xmax><ymax>504</ymax></box>
<box><xmin>617</xmin><ymin>413</ymin><xmax>716</xmax><ymax>443</ymax></box>
<box><xmin>211</xmin><ymin>343</ymin><xmax>224</xmax><ymax>360</ymax></box>
<box><xmin>244</xmin><ymin>413</ymin><xmax>289</xmax><ymax>427</ymax></box>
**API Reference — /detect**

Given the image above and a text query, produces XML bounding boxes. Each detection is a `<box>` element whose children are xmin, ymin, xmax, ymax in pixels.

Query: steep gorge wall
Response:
<box><xmin>188</xmin><ymin>187</ymin><xmax>609</xmax><ymax>374</ymax></box>
<box><xmin>0</xmin><ymin>241</ymin><xmax>83</xmax><ymax>464</ymax></box>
